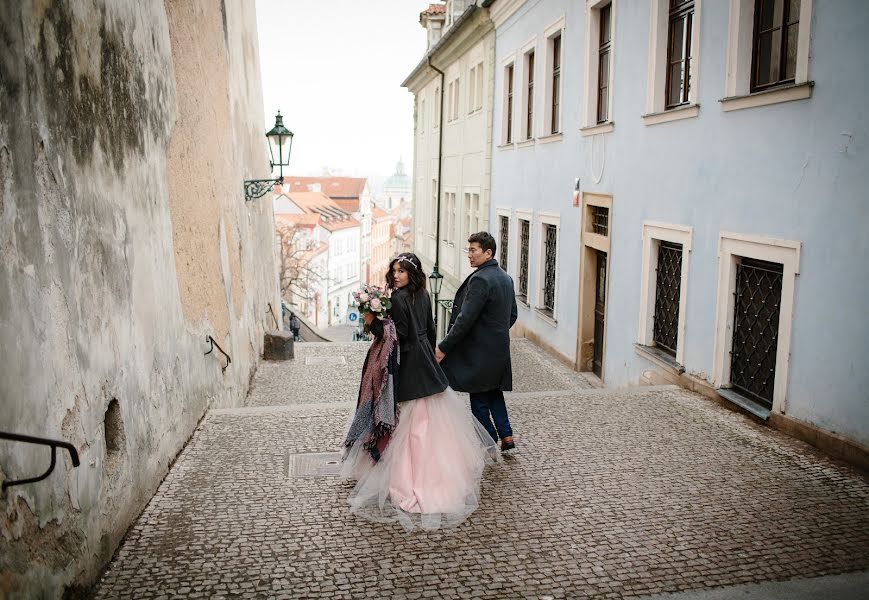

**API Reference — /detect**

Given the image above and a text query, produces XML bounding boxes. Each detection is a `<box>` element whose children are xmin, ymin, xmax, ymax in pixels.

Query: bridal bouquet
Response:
<box><xmin>353</xmin><ymin>284</ymin><xmax>392</xmax><ymax>332</ymax></box>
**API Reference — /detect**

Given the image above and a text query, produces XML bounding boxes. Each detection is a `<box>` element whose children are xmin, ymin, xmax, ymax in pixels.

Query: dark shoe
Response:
<box><xmin>500</xmin><ymin>437</ymin><xmax>515</xmax><ymax>451</ymax></box>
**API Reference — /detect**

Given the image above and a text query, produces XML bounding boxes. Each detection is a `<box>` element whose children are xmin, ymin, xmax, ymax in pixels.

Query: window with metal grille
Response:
<box><xmin>666</xmin><ymin>0</ymin><xmax>694</xmax><ymax>108</ymax></box>
<box><xmin>499</xmin><ymin>215</ymin><xmax>509</xmax><ymax>271</ymax></box>
<box><xmin>751</xmin><ymin>0</ymin><xmax>800</xmax><ymax>92</ymax></box>
<box><xmin>541</xmin><ymin>223</ymin><xmax>557</xmax><ymax>316</ymax></box>
<box><xmin>518</xmin><ymin>219</ymin><xmax>530</xmax><ymax>300</ymax></box>
<box><xmin>526</xmin><ymin>50</ymin><xmax>535</xmax><ymax>139</ymax></box>
<box><xmin>589</xmin><ymin>205</ymin><xmax>609</xmax><ymax>236</ymax></box>
<box><xmin>506</xmin><ymin>64</ymin><xmax>514</xmax><ymax>143</ymax></box>
<box><xmin>550</xmin><ymin>33</ymin><xmax>561</xmax><ymax>134</ymax></box>
<box><xmin>597</xmin><ymin>4</ymin><xmax>612</xmax><ymax>124</ymax></box>
<box><xmin>730</xmin><ymin>257</ymin><xmax>783</xmax><ymax>409</ymax></box>
<box><xmin>652</xmin><ymin>241</ymin><xmax>682</xmax><ymax>356</ymax></box>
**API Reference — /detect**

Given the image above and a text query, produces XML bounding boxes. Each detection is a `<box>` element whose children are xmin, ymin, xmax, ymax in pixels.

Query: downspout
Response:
<box><xmin>428</xmin><ymin>56</ymin><xmax>445</xmax><ymax>269</ymax></box>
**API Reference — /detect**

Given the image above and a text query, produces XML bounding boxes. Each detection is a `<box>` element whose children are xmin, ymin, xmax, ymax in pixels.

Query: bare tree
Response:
<box><xmin>275</xmin><ymin>224</ymin><xmax>327</xmax><ymax>307</ymax></box>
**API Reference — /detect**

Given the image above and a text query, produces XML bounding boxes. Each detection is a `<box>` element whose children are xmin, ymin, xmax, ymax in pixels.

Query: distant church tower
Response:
<box><xmin>383</xmin><ymin>158</ymin><xmax>412</xmax><ymax>211</ymax></box>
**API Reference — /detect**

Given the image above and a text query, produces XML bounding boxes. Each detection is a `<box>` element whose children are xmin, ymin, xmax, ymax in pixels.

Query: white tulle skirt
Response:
<box><xmin>340</xmin><ymin>387</ymin><xmax>498</xmax><ymax>532</ymax></box>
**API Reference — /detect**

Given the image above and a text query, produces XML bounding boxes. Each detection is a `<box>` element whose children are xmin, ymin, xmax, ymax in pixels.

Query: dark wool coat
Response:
<box><xmin>438</xmin><ymin>259</ymin><xmax>518</xmax><ymax>393</ymax></box>
<box><xmin>388</xmin><ymin>287</ymin><xmax>449</xmax><ymax>401</ymax></box>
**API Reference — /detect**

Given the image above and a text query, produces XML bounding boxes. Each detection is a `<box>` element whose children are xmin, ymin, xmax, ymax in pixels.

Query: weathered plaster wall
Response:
<box><xmin>0</xmin><ymin>0</ymin><xmax>279</xmax><ymax>595</ymax></box>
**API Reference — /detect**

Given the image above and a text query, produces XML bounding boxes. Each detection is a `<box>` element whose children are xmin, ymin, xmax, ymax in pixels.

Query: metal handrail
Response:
<box><xmin>1</xmin><ymin>432</ymin><xmax>80</xmax><ymax>491</ymax></box>
<box><xmin>205</xmin><ymin>335</ymin><xmax>231</xmax><ymax>372</ymax></box>
<box><xmin>267</xmin><ymin>302</ymin><xmax>280</xmax><ymax>329</ymax></box>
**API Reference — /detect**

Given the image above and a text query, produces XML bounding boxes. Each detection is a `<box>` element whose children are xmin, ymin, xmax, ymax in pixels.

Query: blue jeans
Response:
<box><xmin>470</xmin><ymin>389</ymin><xmax>513</xmax><ymax>442</ymax></box>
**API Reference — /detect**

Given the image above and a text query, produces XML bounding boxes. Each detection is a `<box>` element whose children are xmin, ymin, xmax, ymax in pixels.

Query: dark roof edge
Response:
<box><xmin>401</xmin><ymin>3</ymin><xmax>480</xmax><ymax>88</ymax></box>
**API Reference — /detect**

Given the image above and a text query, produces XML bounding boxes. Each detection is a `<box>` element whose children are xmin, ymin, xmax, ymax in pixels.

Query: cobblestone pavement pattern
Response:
<box><xmin>93</xmin><ymin>341</ymin><xmax>869</xmax><ymax>599</ymax></box>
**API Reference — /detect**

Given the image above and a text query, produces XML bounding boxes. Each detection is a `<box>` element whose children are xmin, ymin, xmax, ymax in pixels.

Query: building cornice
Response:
<box><xmin>490</xmin><ymin>0</ymin><xmax>526</xmax><ymax>28</ymax></box>
<box><xmin>402</xmin><ymin>4</ymin><xmax>494</xmax><ymax>92</ymax></box>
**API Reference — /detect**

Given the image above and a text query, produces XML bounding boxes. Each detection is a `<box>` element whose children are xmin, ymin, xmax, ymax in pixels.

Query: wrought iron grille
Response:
<box><xmin>542</xmin><ymin>224</ymin><xmax>557</xmax><ymax>315</ymax></box>
<box><xmin>591</xmin><ymin>206</ymin><xmax>609</xmax><ymax>236</ymax></box>
<box><xmin>518</xmin><ymin>219</ymin><xmax>530</xmax><ymax>299</ymax></box>
<box><xmin>653</xmin><ymin>242</ymin><xmax>682</xmax><ymax>356</ymax></box>
<box><xmin>730</xmin><ymin>257</ymin><xmax>783</xmax><ymax>409</ymax></box>
<box><xmin>499</xmin><ymin>215</ymin><xmax>509</xmax><ymax>271</ymax></box>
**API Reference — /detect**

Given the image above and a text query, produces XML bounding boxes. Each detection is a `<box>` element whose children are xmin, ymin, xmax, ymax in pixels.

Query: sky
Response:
<box><xmin>255</xmin><ymin>0</ymin><xmax>433</xmax><ymax>182</ymax></box>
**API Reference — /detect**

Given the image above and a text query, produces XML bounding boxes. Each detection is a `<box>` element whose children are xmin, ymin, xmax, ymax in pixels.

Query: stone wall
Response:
<box><xmin>0</xmin><ymin>0</ymin><xmax>279</xmax><ymax>595</ymax></box>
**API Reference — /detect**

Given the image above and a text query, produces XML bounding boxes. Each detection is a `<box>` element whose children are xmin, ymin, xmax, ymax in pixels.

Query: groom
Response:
<box><xmin>436</xmin><ymin>231</ymin><xmax>518</xmax><ymax>451</ymax></box>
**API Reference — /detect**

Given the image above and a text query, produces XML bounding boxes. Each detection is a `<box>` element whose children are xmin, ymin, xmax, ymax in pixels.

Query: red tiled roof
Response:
<box><xmin>372</xmin><ymin>207</ymin><xmax>389</xmax><ymax>219</ymax></box>
<box><xmin>284</xmin><ymin>191</ymin><xmax>360</xmax><ymax>232</ymax></box>
<box><xmin>320</xmin><ymin>217</ymin><xmax>360</xmax><ymax>232</ymax></box>
<box><xmin>333</xmin><ymin>198</ymin><xmax>360</xmax><ymax>213</ymax></box>
<box><xmin>275</xmin><ymin>213</ymin><xmax>320</xmax><ymax>228</ymax></box>
<box><xmin>285</xmin><ymin>176</ymin><xmax>367</xmax><ymax>201</ymax></box>
<box><xmin>422</xmin><ymin>3</ymin><xmax>446</xmax><ymax>15</ymax></box>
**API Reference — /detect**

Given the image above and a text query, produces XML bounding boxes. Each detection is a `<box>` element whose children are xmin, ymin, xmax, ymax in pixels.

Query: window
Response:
<box><xmin>452</xmin><ymin>77</ymin><xmax>460</xmax><ymax>120</ymax></box>
<box><xmin>420</xmin><ymin>99</ymin><xmax>426</xmax><ymax>133</ymax></box>
<box><xmin>597</xmin><ymin>4</ymin><xmax>612</xmax><ymax>123</ymax></box>
<box><xmin>711</xmin><ymin>232</ymin><xmax>800</xmax><ymax>415</ymax></box>
<box><xmin>550</xmin><ymin>33</ymin><xmax>562</xmax><ymax>134</ymax></box>
<box><xmin>444</xmin><ymin>192</ymin><xmax>456</xmax><ymax>244</ymax></box>
<box><xmin>525</xmin><ymin>50</ymin><xmax>535</xmax><ymax>139</ymax></box>
<box><xmin>464</xmin><ymin>192</ymin><xmax>472</xmax><ymax>238</ymax></box>
<box><xmin>518</xmin><ymin>219</ymin><xmax>530</xmax><ymax>302</ymax></box>
<box><xmin>447</xmin><ymin>81</ymin><xmax>454</xmax><ymax>121</ymax></box>
<box><xmin>540</xmin><ymin>223</ymin><xmax>558</xmax><ymax>317</ymax></box>
<box><xmin>505</xmin><ymin>63</ymin><xmax>515</xmax><ymax>143</ymax></box>
<box><xmin>475</xmin><ymin>62</ymin><xmax>484</xmax><ymax>111</ymax></box>
<box><xmin>644</xmin><ymin>0</ymin><xmax>700</xmax><ymax>124</ymax></box>
<box><xmin>652</xmin><ymin>241</ymin><xmax>683</xmax><ymax>356</ymax></box>
<box><xmin>434</xmin><ymin>86</ymin><xmax>440</xmax><ymax>127</ymax></box>
<box><xmin>751</xmin><ymin>0</ymin><xmax>800</xmax><ymax>91</ymax></box>
<box><xmin>666</xmin><ymin>0</ymin><xmax>694</xmax><ymax>108</ymax></box>
<box><xmin>582</xmin><ymin>2</ymin><xmax>616</xmax><ymax>132</ymax></box>
<box><xmin>499</xmin><ymin>214</ymin><xmax>509</xmax><ymax>270</ymax></box>
<box><xmin>430</xmin><ymin>179</ymin><xmax>438</xmax><ymax>235</ymax></box>
<box><xmin>722</xmin><ymin>0</ymin><xmax>813</xmax><ymax>111</ymax></box>
<box><xmin>637</xmin><ymin>222</ymin><xmax>692</xmax><ymax>367</ymax></box>
<box><xmin>469</xmin><ymin>65</ymin><xmax>477</xmax><ymax>114</ymax></box>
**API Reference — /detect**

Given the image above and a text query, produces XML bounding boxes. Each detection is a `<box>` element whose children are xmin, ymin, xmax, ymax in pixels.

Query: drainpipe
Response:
<box><xmin>428</xmin><ymin>56</ymin><xmax>446</xmax><ymax>328</ymax></box>
<box><xmin>428</xmin><ymin>56</ymin><xmax>445</xmax><ymax>270</ymax></box>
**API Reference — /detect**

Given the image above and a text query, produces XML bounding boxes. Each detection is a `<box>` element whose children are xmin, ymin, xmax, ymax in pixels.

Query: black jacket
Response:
<box><xmin>438</xmin><ymin>259</ymin><xmax>517</xmax><ymax>393</ymax></box>
<box><xmin>387</xmin><ymin>287</ymin><xmax>449</xmax><ymax>401</ymax></box>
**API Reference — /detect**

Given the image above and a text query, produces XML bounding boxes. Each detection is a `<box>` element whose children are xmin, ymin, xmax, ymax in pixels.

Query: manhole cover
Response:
<box><xmin>286</xmin><ymin>452</ymin><xmax>342</xmax><ymax>478</ymax></box>
<box><xmin>304</xmin><ymin>356</ymin><xmax>347</xmax><ymax>366</ymax></box>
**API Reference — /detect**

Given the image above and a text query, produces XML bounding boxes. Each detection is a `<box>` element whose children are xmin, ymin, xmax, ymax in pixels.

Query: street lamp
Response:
<box><xmin>244</xmin><ymin>111</ymin><xmax>294</xmax><ymax>201</ymax></box>
<box><xmin>429</xmin><ymin>264</ymin><xmax>444</xmax><ymax>327</ymax></box>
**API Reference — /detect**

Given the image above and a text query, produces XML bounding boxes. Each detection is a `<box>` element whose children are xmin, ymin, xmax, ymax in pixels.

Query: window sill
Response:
<box><xmin>634</xmin><ymin>343</ymin><xmax>684</xmax><ymax>376</ymax></box>
<box><xmin>537</xmin><ymin>132</ymin><xmax>563</xmax><ymax>145</ymax></box>
<box><xmin>716</xmin><ymin>388</ymin><xmax>771</xmax><ymax>421</ymax></box>
<box><xmin>535</xmin><ymin>308</ymin><xmax>557</xmax><ymax>326</ymax></box>
<box><xmin>516</xmin><ymin>295</ymin><xmax>530</xmax><ymax>308</ymax></box>
<box><xmin>517</xmin><ymin>138</ymin><xmax>535</xmax><ymax>148</ymax></box>
<box><xmin>642</xmin><ymin>104</ymin><xmax>699</xmax><ymax>126</ymax></box>
<box><xmin>719</xmin><ymin>82</ymin><xmax>814</xmax><ymax>112</ymax></box>
<box><xmin>497</xmin><ymin>142</ymin><xmax>515</xmax><ymax>151</ymax></box>
<box><xmin>579</xmin><ymin>121</ymin><xmax>614</xmax><ymax>136</ymax></box>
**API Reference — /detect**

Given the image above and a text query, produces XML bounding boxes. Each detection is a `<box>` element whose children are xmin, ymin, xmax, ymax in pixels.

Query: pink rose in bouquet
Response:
<box><xmin>352</xmin><ymin>284</ymin><xmax>392</xmax><ymax>332</ymax></box>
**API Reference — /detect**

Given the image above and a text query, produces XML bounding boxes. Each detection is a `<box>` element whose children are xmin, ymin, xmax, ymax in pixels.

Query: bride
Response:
<box><xmin>340</xmin><ymin>252</ymin><xmax>497</xmax><ymax>531</ymax></box>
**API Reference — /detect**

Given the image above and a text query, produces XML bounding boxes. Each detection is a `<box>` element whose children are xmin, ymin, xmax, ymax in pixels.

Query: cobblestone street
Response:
<box><xmin>92</xmin><ymin>341</ymin><xmax>869</xmax><ymax>599</ymax></box>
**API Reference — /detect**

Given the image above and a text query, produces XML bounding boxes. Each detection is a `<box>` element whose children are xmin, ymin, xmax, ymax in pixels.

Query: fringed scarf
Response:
<box><xmin>342</xmin><ymin>318</ymin><xmax>400</xmax><ymax>462</ymax></box>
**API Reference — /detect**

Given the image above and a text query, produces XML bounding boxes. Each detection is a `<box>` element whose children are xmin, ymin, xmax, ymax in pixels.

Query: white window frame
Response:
<box><xmin>643</xmin><ymin>0</ymin><xmax>702</xmax><ymax>126</ymax></box>
<box><xmin>721</xmin><ymin>0</ymin><xmax>814</xmax><ymax>112</ymax></box>
<box><xmin>469</xmin><ymin>64</ymin><xmax>477</xmax><ymax>115</ymax></box>
<box><xmin>581</xmin><ymin>0</ymin><xmax>616</xmax><ymax>136</ymax></box>
<box><xmin>475</xmin><ymin>61</ymin><xmax>484</xmax><ymax>112</ymax></box>
<box><xmin>535</xmin><ymin>211</ymin><xmax>560</xmax><ymax>324</ymax></box>
<box><xmin>543</xmin><ymin>16</ymin><xmax>566</xmax><ymax>139</ymax></box>
<box><xmin>501</xmin><ymin>54</ymin><xmax>516</xmax><ymax>146</ymax></box>
<box><xmin>433</xmin><ymin>85</ymin><xmax>440</xmax><ymax>127</ymax></box>
<box><xmin>496</xmin><ymin>207</ymin><xmax>512</xmax><ymax>274</ymax></box>
<box><xmin>638</xmin><ymin>222</ymin><xmax>693</xmax><ymax>366</ymax></box>
<box><xmin>520</xmin><ymin>37</ymin><xmax>537</xmax><ymax>143</ymax></box>
<box><xmin>711</xmin><ymin>232</ymin><xmax>801</xmax><ymax>414</ymax></box>
<box><xmin>420</xmin><ymin>98</ymin><xmax>426</xmax><ymax>134</ymax></box>
<box><xmin>515</xmin><ymin>209</ymin><xmax>533</xmax><ymax>304</ymax></box>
